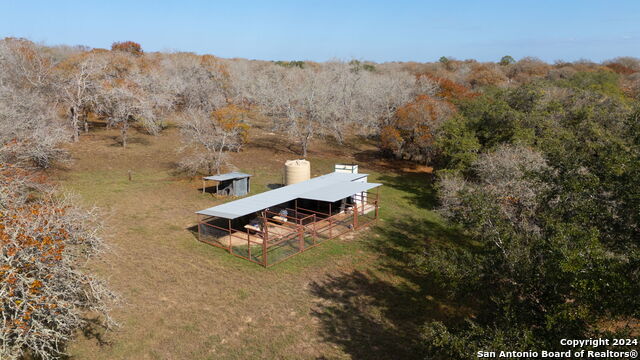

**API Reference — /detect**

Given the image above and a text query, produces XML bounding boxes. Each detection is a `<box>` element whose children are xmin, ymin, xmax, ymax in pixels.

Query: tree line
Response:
<box><xmin>3</xmin><ymin>37</ymin><xmax>638</xmax><ymax>172</ymax></box>
<box><xmin>418</xmin><ymin>69</ymin><xmax>640</xmax><ymax>357</ymax></box>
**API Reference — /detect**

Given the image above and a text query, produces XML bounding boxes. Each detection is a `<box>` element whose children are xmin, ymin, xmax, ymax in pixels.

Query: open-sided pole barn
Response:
<box><xmin>196</xmin><ymin>172</ymin><xmax>381</xmax><ymax>267</ymax></box>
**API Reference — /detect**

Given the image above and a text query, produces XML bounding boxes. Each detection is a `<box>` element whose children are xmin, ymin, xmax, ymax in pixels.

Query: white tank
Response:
<box><xmin>285</xmin><ymin>159</ymin><xmax>311</xmax><ymax>185</ymax></box>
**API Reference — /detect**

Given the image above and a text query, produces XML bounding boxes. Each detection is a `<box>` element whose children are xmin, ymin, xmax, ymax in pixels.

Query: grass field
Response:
<box><xmin>52</xmin><ymin>125</ymin><xmax>462</xmax><ymax>359</ymax></box>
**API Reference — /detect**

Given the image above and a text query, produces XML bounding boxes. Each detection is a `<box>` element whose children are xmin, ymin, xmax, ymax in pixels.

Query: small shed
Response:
<box><xmin>202</xmin><ymin>172</ymin><xmax>252</xmax><ymax>196</ymax></box>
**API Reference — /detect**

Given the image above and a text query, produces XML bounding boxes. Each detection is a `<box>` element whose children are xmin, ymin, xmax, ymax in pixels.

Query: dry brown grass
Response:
<box><xmin>49</xmin><ymin>127</ymin><xmax>371</xmax><ymax>359</ymax></box>
<box><xmin>48</xmin><ymin>125</ymin><xmax>452</xmax><ymax>359</ymax></box>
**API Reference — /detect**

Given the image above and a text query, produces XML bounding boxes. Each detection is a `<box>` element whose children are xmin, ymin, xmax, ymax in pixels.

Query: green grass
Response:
<box><xmin>57</xmin><ymin>127</ymin><xmax>462</xmax><ymax>359</ymax></box>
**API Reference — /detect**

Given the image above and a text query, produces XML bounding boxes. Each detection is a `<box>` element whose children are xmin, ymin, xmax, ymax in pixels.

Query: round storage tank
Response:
<box><xmin>285</xmin><ymin>159</ymin><xmax>311</xmax><ymax>185</ymax></box>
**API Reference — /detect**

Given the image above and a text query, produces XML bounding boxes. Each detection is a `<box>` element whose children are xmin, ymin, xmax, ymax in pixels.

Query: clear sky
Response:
<box><xmin>1</xmin><ymin>0</ymin><xmax>639</xmax><ymax>63</ymax></box>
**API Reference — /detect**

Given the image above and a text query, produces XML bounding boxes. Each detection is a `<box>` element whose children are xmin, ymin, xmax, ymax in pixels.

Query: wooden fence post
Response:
<box><xmin>262</xmin><ymin>212</ymin><xmax>268</xmax><ymax>267</ymax></box>
<box><xmin>354</xmin><ymin>203</ymin><xmax>358</xmax><ymax>229</ymax></box>
<box><xmin>247</xmin><ymin>229</ymin><xmax>251</xmax><ymax>260</ymax></box>
<box><xmin>197</xmin><ymin>215</ymin><xmax>201</xmax><ymax>241</ymax></box>
<box><xmin>228</xmin><ymin>219</ymin><xmax>232</xmax><ymax>252</ymax></box>
<box><xmin>299</xmin><ymin>224</ymin><xmax>304</xmax><ymax>251</ymax></box>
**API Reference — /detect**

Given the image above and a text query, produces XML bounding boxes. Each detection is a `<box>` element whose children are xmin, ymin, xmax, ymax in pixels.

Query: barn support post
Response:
<box><xmin>329</xmin><ymin>202</ymin><xmax>332</xmax><ymax>239</ymax></box>
<box><xmin>227</xmin><ymin>219</ymin><xmax>232</xmax><ymax>252</ymax></box>
<box><xmin>299</xmin><ymin>223</ymin><xmax>304</xmax><ymax>251</ymax></box>
<box><xmin>313</xmin><ymin>214</ymin><xmax>317</xmax><ymax>245</ymax></box>
<box><xmin>262</xmin><ymin>211</ymin><xmax>268</xmax><ymax>267</ymax></box>
<box><xmin>354</xmin><ymin>202</ymin><xmax>358</xmax><ymax>229</ymax></box>
<box><xmin>374</xmin><ymin>187</ymin><xmax>380</xmax><ymax>219</ymax></box>
<box><xmin>247</xmin><ymin>228</ymin><xmax>251</xmax><ymax>260</ymax></box>
<box><xmin>197</xmin><ymin>214</ymin><xmax>201</xmax><ymax>241</ymax></box>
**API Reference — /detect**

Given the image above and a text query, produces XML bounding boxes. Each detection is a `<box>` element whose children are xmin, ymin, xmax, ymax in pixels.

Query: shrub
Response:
<box><xmin>111</xmin><ymin>41</ymin><xmax>143</xmax><ymax>56</ymax></box>
<box><xmin>0</xmin><ymin>165</ymin><xmax>118</xmax><ymax>359</ymax></box>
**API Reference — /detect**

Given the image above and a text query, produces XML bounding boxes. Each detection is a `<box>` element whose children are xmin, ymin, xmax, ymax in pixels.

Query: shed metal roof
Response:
<box><xmin>203</xmin><ymin>172</ymin><xmax>252</xmax><ymax>181</ymax></box>
<box><xmin>300</xmin><ymin>181</ymin><xmax>381</xmax><ymax>202</ymax></box>
<box><xmin>196</xmin><ymin>172</ymin><xmax>370</xmax><ymax>219</ymax></box>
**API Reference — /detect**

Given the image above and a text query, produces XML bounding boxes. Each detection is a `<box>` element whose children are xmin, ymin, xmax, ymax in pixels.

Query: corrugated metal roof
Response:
<box><xmin>203</xmin><ymin>172</ymin><xmax>252</xmax><ymax>181</ymax></box>
<box><xmin>196</xmin><ymin>172</ymin><xmax>369</xmax><ymax>219</ymax></box>
<box><xmin>300</xmin><ymin>182</ymin><xmax>381</xmax><ymax>202</ymax></box>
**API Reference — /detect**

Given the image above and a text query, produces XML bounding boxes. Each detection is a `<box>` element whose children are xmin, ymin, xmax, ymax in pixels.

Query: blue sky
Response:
<box><xmin>1</xmin><ymin>0</ymin><xmax>638</xmax><ymax>63</ymax></box>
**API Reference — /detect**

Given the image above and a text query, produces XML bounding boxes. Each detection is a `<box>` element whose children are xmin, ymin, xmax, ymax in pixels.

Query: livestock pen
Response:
<box><xmin>196</xmin><ymin>172</ymin><xmax>380</xmax><ymax>267</ymax></box>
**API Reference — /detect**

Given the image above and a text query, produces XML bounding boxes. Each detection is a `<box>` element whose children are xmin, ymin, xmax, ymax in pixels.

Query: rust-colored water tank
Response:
<box><xmin>284</xmin><ymin>159</ymin><xmax>311</xmax><ymax>185</ymax></box>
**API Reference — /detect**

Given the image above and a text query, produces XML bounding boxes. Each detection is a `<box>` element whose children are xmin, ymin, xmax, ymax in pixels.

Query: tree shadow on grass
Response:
<box><xmin>54</xmin><ymin>318</ymin><xmax>114</xmax><ymax>360</ymax></box>
<box><xmin>354</xmin><ymin>149</ymin><xmax>433</xmax><ymax>174</ymax></box>
<box><xmin>310</xmin><ymin>268</ymin><xmax>455</xmax><ymax>360</ymax></box>
<box><xmin>247</xmin><ymin>136</ymin><xmax>298</xmax><ymax>155</ymax></box>
<box><xmin>309</xmin><ymin>185</ymin><xmax>473</xmax><ymax>359</ymax></box>
<box><xmin>309</xmin><ymin>218</ymin><xmax>471</xmax><ymax>359</ymax></box>
<box><xmin>370</xmin><ymin>216</ymin><xmax>467</xmax><ymax>282</ymax></box>
<box><xmin>79</xmin><ymin>317</ymin><xmax>113</xmax><ymax>347</ymax></box>
<box><xmin>377</xmin><ymin>172</ymin><xmax>438</xmax><ymax>211</ymax></box>
<box><xmin>107</xmin><ymin>135</ymin><xmax>151</xmax><ymax>147</ymax></box>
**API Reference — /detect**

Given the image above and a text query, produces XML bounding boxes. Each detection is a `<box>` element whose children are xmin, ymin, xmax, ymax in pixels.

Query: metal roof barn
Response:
<box><xmin>203</xmin><ymin>172</ymin><xmax>251</xmax><ymax>181</ymax></box>
<box><xmin>195</xmin><ymin>171</ymin><xmax>382</xmax><ymax>267</ymax></box>
<box><xmin>196</xmin><ymin>172</ymin><xmax>374</xmax><ymax>219</ymax></box>
<box><xmin>300</xmin><ymin>181</ymin><xmax>381</xmax><ymax>202</ymax></box>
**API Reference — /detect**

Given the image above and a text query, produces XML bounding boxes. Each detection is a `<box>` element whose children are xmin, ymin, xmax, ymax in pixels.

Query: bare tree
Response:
<box><xmin>178</xmin><ymin>106</ymin><xmax>248</xmax><ymax>174</ymax></box>
<box><xmin>473</xmin><ymin>144</ymin><xmax>549</xmax><ymax>211</ymax></box>
<box><xmin>0</xmin><ymin>164</ymin><xmax>118</xmax><ymax>360</ymax></box>
<box><xmin>0</xmin><ymin>38</ymin><xmax>69</xmax><ymax>168</ymax></box>
<box><xmin>96</xmin><ymin>78</ymin><xmax>157</xmax><ymax>147</ymax></box>
<box><xmin>357</xmin><ymin>70</ymin><xmax>416</xmax><ymax>132</ymax></box>
<box><xmin>159</xmin><ymin>53</ymin><xmax>228</xmax><ymax>112</ymax></box>
<box><xmin>232</xmin><ymin>64</ymin><xmax>310</xmax><ymax>154</ymax></box>
<box><xmin>94</xmin><ymin>52</ymin><xmax>162</xmax><ymax>147</ymax></box>
<box><xmin>606</xmin><ymin>56</ymin><xmax>640</xmax><ymax>72</ymax></box>
<box><xmin>128</xmin><ymin>54</ymin><xmax>177</xmax><ymax>129</ymax></box>
<box><xmin>505</xmin><ymin>57</ymin><xmax>551</xmax><ymax>83</ymax></box>
<box><xmin>229</xmin><ymin>60</ymin><xmax>426</xmax><ymax>156</ymax></box>
<box><xmin>55</xmin><ymin>53</ymin><xmax>106</xmax><ymax>141</ymax></box>
<box><xmin>224</xmin><ymin>58</ymin><xmax>264</xmax><ymax>106</ymax></box>
<box><xmin>439</xmin><ymin>144</ymin><xmax>549</xmax><ymax>235</ymax></box>
<box><xmin>289</xmin><ymin>67</ymin><xmax>330</xmax><ymax>156</ymax></box>
<box><xmin>0</xmin><ymin>38</ymin><xmax>54</xmax><ymax>90</ymax></box>
<box><xmin>319</xmin><ymin>61</ymin><xmax>368</xmax><ymax>144</ymax></box>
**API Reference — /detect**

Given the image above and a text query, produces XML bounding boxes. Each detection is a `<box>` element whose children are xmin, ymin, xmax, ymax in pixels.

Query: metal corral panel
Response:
<box><xmin>299</xmin><ymin>182</ymin><xmax>381</xmax><ymax>202</ymax></box>
<box><xmin>197</xmin><ymin>172</ymin><xmax>368</xmax><ymax>219</ymax></box>
<box><xmin>203</xmin><ymin>172</ymin><xmax>252</xmax><ymax>181</ymax></box>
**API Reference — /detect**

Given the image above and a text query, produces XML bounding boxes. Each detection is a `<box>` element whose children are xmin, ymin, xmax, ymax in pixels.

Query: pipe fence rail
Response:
<box><xmin>197</xmin><ymin>190</ymin><xmax>380</xmax><ymax>267</ymax></box>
